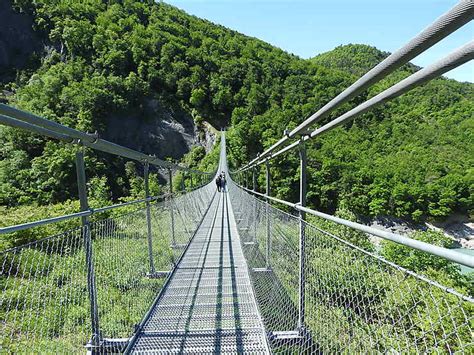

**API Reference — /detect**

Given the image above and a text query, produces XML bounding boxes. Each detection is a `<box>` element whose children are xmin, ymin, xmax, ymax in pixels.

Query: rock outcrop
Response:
<box><xmin>0</xmin><ymin>0</ymin><xmax>41</xmax><ymax>82</ymax></box>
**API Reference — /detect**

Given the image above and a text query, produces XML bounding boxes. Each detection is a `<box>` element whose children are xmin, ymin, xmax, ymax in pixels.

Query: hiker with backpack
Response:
<box><xmin>220</xmin><ymin>172</ymin><xmax>226</xmax><ymax>192</ymax></box>
<box><xmin>215</xmin><ymin>175</ymin><xmax>222</xmax><ymax>192</ymax></box>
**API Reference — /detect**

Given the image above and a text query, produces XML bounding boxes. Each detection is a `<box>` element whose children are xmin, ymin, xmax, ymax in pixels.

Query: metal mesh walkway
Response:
<box><xmin>128</xmin><ymin>188</ymin><xmax>270</xmax><ymax>353</ymax></box>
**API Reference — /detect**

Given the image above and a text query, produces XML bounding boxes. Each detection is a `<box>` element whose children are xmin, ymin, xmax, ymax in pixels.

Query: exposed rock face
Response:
<box><xmin>428</xmin><ymin>217</ymin><xmax>474</xmax><ymax>249</ymax></box>
<box><xmin>369</xmin><ymin>215</ymin><xmax>474</xmax><ymax>250</ymax></box>
<box><xmin>0</xmin><ymin>0</ymin><xmax>41</xmax><ymax>79</ymax></box>
<box><xmin>102</xmin><ymin>98</ymin><xmax>196</xmax><ymax>160</ymax></box>
<box><xmin>0</xmin><ymin>0</ymin><xmax>213</xmax><ymax>169</ymax></box>
<box><xmin>200</xmin><ymin>121</ymin><xmax>218</xmax><ymax>153</ymax></box>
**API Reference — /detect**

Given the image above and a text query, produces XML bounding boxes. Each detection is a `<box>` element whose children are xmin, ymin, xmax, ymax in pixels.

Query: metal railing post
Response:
<box><xmin>298</xmin><ymin>138</ymin><xmax>307</xmax><ymax>331</ymax></box>
<box><xmin>168</xmin><ymin>168</ymin><xmax>176</xmax><ymax>246</ymax></box>
<box><xmin>253</xmin><ymin>167</ymin><xmax>257</xmax><ymax>244</ymax></box>
<box><xmin>75</xmin><ymin>146</ymin><xmax>100</xmax><ymax>347</ymax></box>
<box><xmin>265</xmin><ymin>160</ymin><xmax>271</xmax><ymax>269</ymax></box>
<box><xmin>144</xmin><ymin>162</ymin><xmax>156</xmax><ymax>275</ymax></box>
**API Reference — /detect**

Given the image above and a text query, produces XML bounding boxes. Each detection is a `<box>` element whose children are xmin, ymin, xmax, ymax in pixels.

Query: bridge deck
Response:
<box><xmin>129</xmin><ymin>190</ymin><xmax>269</xmax><ymax>354</ymax></box>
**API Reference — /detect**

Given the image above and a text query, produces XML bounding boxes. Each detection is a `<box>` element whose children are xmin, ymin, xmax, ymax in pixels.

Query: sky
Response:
<box><xmin>165</xmin><ymin>0</ymin><xmax>473</xmax><ymax>83</ymax></box>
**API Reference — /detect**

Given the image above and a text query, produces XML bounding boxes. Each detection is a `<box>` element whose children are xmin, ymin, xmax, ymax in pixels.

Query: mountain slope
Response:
<box><xmin>0</xmin><ymin>0</ymin><xmax>472</xmax><ymax>224</ymax></box>
<box><xmin>311</xmin><ymin>44</ymin><xmax>420</xmax><ymax>77</ymax></box>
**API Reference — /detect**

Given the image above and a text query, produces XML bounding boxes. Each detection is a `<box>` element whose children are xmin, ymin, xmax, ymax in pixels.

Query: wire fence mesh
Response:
<box><xmin>229</xmin><ymin>182</ymin><xmax>474</xmax><ymax>354</ymax></box>
<box><xmin>1</xmin><ymin>184</ymin><xmax>214</xmax><ymax>353</ymax></box>
<box><xmin>1</xmin><ymin>226</ymin><xmax>90</xmax><ymax>352</ymax></box>
<box><xmin>3</xmin><ymin>178</ymin><xmax>472</xmax><ymax>353</ymax></box>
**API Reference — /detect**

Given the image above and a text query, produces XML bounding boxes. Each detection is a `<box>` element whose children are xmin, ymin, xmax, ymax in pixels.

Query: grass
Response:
<box><xmin>0</xmin><ymin>202</ymin><xmax>196</xmax><ymax>353</ymax></box>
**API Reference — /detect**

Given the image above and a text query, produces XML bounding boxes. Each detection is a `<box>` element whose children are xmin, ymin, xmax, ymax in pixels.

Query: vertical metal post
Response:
<box><xmin>181</xmin><ymin>172</ymin><xmax>185</xmax><ymax>191</ymax></box>
<box><xmin>252</xmin><ymin>167</ymin><xmax>257</xmax><ymax>191</ymax></box>
<box><xmin>168</xmin><ymin>168</ymin><xmax>176</xmax><ymax>246</ymax></box>
<box><xmin>144</xmin><ymin>162</ymin><xmax>156</xmax><ymax>275</ymax></box>
<box><xmin>253</xmin><ymin>167</ymin><xmax>257</xmax><ymax>244</ymax></box>
<box><xmin>75</xmin><ymin>147</ymin><xmax>100</xmax><ymax>347</ymax></box>
<box><xmin>265</xmin><ymin>160</ymin><xmax>271</xmax><ymax>270</ymax></box>
<box><xmin>298</xmin><ymin>138</ymin><xmax>307</xmax><ymax>331</ymax></box>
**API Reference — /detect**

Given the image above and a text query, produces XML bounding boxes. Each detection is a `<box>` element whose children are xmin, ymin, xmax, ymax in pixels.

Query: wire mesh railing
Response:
<box><xmin>1</xmin><ymin>225</ymin><xmax>89</xmax><ymax>352</ymax></box>
<box><xmin>229</xmin><ymin>182</ymin><xmax>474</xmax><ymax>354</ymax></box>
<box><xmin>0</xmin><ymin>184</ymin><xmax>214</xmax><ymax>353</ymax></box>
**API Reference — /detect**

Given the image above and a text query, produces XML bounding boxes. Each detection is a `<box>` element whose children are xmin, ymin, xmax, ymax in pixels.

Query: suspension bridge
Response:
<box><xmin>1</xmin><ymin>1</ymin><xmax>474</xmax><ymax>354</ymax></box>
<box><xmin>127</xmin><ymin>137</ymin><xmax>270</xmax><ymax>353</ymax></box>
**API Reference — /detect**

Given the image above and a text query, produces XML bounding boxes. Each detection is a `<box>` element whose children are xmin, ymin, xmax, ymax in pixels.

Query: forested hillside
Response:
<box><xmin>311</xmin><ymin>44</ymin><xmax>420</xmax><ymax>77</ymax></box>
<box><xmin>1</xmin><ymin>0</ymin><xmax>472</xmax><ymax>236</ymax></box>
<box><xmin>1</xmin><ymin>2</ymin><xmax>472</xmax><ymax>351</ymax></box>
<box><xmin>228</xmin><ymin>47</ymin><xmax>473</xmax><ymax>223</ymax></box>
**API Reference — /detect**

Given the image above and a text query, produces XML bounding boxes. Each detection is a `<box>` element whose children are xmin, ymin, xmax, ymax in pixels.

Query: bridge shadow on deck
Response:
<box><xmin>177</xmin><ymin>193</ymin><xmax>223</xmax><ymax>353</ymax></box>
<box><xmin>128</xmin><ymin>190</ymin><xmax>268</xmax><ymax>353</ymax></box>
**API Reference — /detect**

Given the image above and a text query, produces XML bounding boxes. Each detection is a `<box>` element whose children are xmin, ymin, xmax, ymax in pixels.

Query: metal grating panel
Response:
<box><xmin>131</xmin><ymin>329</ymin><xmax>269</xmax><ymax>354</ymax></box>
<box><xmin>129</xmin><ymin>189</ymin><xmax>270</xmax><ymax>354</ymax></box>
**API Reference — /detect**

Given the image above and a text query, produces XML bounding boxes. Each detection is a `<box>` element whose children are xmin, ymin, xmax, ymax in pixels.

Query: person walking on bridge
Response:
<box><xmin>221</xmin><ymin>172</ymin><xmax>227</xmax><ymax>192</ymax></box>
<box><xmin>215</xmin><ymin>175</ymin><xmax>222</xmax><ymax>192</ymax></box>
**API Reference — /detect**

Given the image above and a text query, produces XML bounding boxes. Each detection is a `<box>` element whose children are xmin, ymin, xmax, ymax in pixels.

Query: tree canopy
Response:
<box><xmin>0</xmin><ymin>0</ymin><xmax>472</xmax><ymax>225</ymax></box>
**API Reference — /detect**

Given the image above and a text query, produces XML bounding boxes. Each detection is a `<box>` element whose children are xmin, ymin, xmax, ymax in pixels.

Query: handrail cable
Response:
<box><xmin>237</xmin><ymin>0</ymin><xmax>474</xmax><ymax>172</ymax></box>
<box><xmin>238</xmin><ymin>40</ymin><xmax>474</xmax><ymax>170</ymax></box>
<box><xmin>0</xmin><ymin>181</ymin><xmax>209</xmax><ymax>236</ymax></box>
<box><xmin>0</xmin><ymin>104</ymin><xmax>212</xmax><ymax>175</ymax></box>
<box><xmin>239</xmin><ymin>186</ymin><xmax>474</xmax><ymax>269</ymax></box>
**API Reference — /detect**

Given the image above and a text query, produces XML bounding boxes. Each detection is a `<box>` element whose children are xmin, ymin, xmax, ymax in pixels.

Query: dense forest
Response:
<box><xmin>228</xmin><ymin>47</ymin><xmax>473</xmax><ymax>222</ymax></box>
<box><xmin>0</xmin><ymin>1</ymin><xmax>472</xmax><ymax>352</ymax></box>
<box><xmin>0</xmin><ymin>0</ymin><xmax>472</xmax><ymax>245</ymax></box>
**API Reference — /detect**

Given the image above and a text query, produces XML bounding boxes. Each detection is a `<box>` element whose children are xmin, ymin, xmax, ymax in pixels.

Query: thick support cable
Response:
<box><xmin>0</xmin><ymin>104</ymin><xmax>93</xmax><ymax>143</ymax></box>
<box><xmin>0</xmin><ymin>104</ymin><xmax>211</xmax><ymax>175</ymax></box>
<box><xmin>288</xmin><ymin>1</ymin><xmax>474</xmax><ymax>137</ymax></box>
<box><xmin>0</xmin><ymin>197</ymin><xmax>170</xmax><ymax>235</ymax></box>
<box><xmin>295</xmin><ymin>204</ymin><xmax>474</xmax><ymax>269</ymax></box>
<box><xmin>0</xmin><ymin>114</ymin><xmax>72</xmax><ymax>142</ymax></box>
<box><xmin>246</xmin><ymin>41</ymin><xmax>474</xmax><ymax>169</ymax></box>
<box><xmin>239</xmin><ymin>1</ymin><xmax>474</xmax><ymax>171</ymax></box>
<box><xmin>239</xmin><ymin>186</ymin><xmax>474</xmax><ymax>269</ymax></box>
<box><xmin>0</xmin><ymin>210</ymin><xmax>91</xmax><ymax>235</ymax></box>
<box><xmin>307</xmin><ymin>41</ymin><xmax>474</xmax><ymax>139</ymax></box>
